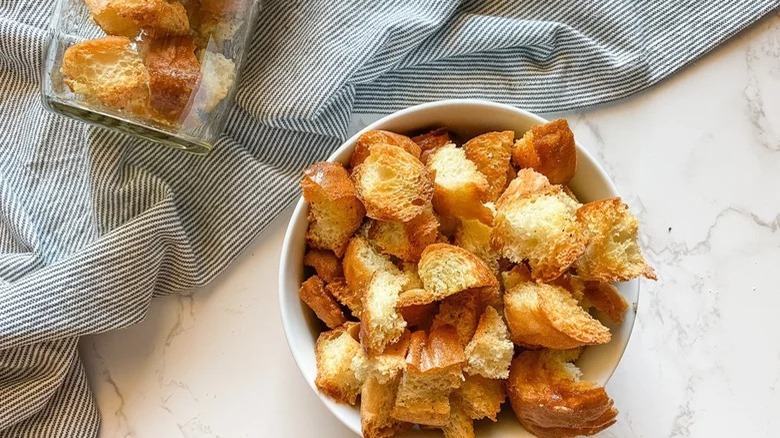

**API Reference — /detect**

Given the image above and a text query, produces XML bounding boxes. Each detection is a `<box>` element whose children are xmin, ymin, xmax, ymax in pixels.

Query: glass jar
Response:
<box><xmin>41</xmin><ymin>0</ymin><xmax>260</xmax><ymax>154</ymax></box>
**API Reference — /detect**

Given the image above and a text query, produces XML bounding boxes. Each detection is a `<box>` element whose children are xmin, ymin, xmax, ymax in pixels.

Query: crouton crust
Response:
<box><xmin>303</xmin><ymin>249</ymin><xmax>343</xmax><ymax>284</ymax></box>
<box><xmin>365</xmin><ymin>207</ymin><xmax>439</xmax><ymax>262</ymax></box>
<box><xmin>413</xmin><ymin>127</ymin><xmax>452</xmax><ymax>164</ymax></box>
<box><xmin>85</xmin><ymin>0</ymin><xmax>190</xmax><ymax>37</ymax></box>
<box><xmin>463</xmin><ymin>131</ymin><xmax>515</xmax><ymax>201</ymax></box>
<box><xmin>315</xmin><ymin>322</ymin><xmax>363</xmax><ymax>404</ymax></box>
<box><xmin>512</xmin><ymin>119</ymin><xmax>577</xmax><ymax>185</ymax></box>
<box><xmin>143</xmin><ymin>36</ymin><xmax>200</xmax><ymax>122</ymax></box>
<box><xmin>299</xmin><ymin>275</ymin><xmax>346</xmax><ymax>329</ymax></box>
<box><xmin>351</xmin><ymin>130</ymin><xmax>421</xmax><ymax>168</ymax></box>
<box><xmin>428</xmin><ymin>144</ymin><xmax>494</xmax><ymax>225</ymax></box>
<box><xmin>417</xmin><ymin>244</ymin><xmax>499</xmax><ymax>305</ymax></box>
<box><xmin>583</xmin><ymin>281</ymin><xmax>629</xmax><ymax>323</ymax></box>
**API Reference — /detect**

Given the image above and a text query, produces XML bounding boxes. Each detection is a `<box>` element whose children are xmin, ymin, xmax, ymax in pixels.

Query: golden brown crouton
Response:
<box><xmin>500</xmin><ymin>264</ymin><xmax>533</xmax><ymax>291</ymax></box>
<box><xmin>463</xmin><ymin>131</ymin><xmax>515</xmax><ymax>201</ymax></box>
<box><xmin>492</xmin><ymin>186</ymin><xmax>588</xmax><ymax>282</ymax></box>
<box><xmin>353</xmin><ymin>144</ymin><xmax>433</xmax><ymax>222</ymax></box>
<box><xmin>342</xmin><ymin>235</ymin><xmax>399</xmax><ymax>316</ymax></box>
<box><xmin>503</xmin><ymin>281</ymin><xmax>610</xmax><ymax>349</ymax></box>
<box><xmin>442</xmin><ymin>400</ymin><xmax>475</xmax><ymax>438</ymax></box>
<box><xmin>143</xmin><ymin>36</ymin><xmax>200</xmax><ymax>122</ymax></box>
<box><xmin>61</xmin><ymin>36</ymin><xmax>150</xmax><ymax>115</ymax></box>
<box><xmin>398</xmin><ymin>302</ymin><xmax>438</xmax><ymax>329</ymax></box>
<box><xmin>427</xmin><ymin>144</ymin><xmax>494</xmax><ymax>225</ymax></box>
<box><xmin>302</xmin><ymin>162</ymin><xmax>366</xmax><ymax>257</ymax></box>
<box><xmin>417</xmin><ymin>244</ymin><xmax>499</xmax><ymax>305</ymax></box>
<box><xmin>398</xmin><ymin>262</ymin><xmax>424</xmax><ymax>291</ymax></box>
<box><xmin>351</xmin><ymin>130</ymin><xmax>421</xmax><ymax>168</ymax></box>
<box><xmin>452</xmin><ymin>374</ymin><xmax>506</xmax><ymax>421</ymax></box>
<box><xmin>85</xmin><ymin>0</ymin><xmax>190</xmax><ymax>37</ymax></box>
<box><xmin>583</xmin><ymin>281</ymin><xmax>629</xmax><ymax>323</ymax></box>
<box><xmin>507</xmin><ymin>349</ymin><xmax>618</xmax><ymax>438</ymax></box>
<box><xmin>431</xmin><ymin>291</ymin><xmax>481</xmax><ymax>347</ymax></box>
<box><xmin>361</xmin><ymin>374</ymin><xmax>409</xmax><ymax>438</ymax></box>
<box><xmin>315</xmin><ymin>322</ymin><xmax>364</xmax><ymax>404</ymax></box>
<box><xmin>391</xmin><ymin>326</ymin><xmax>466</xmax><ymax>426</ymax></box>
<box><xmin>299</xmin><ymin>276</ymin><xmax>346</xmax><ymax>329</ymax></box>
<box><xmin>575</xmin><ymin>198</ymin><xmax>657</xmax><ymax>282</ymax></box>
<box><xmin>360</xmin><ymin>271</ymin><xmax>407</xmax><ymax>355</ymax></box>
<box><xmin>495</xmin><ymin>168</ymin><xmax>552</xmax><ymax>211</ymax></box>
<box><xmin>365</xmin><ymin>207</ymin><xmax>439</xmax><ymax>262</ymax></box>
<box><xmin>464</xmin><ymin>306</ymin><xmax>513</xmax><ymax>379</ymax></box>
<box><xmin>325</xmin><ymin>280</ymin><xmax>359</xmax><ymax>318</ymax></box>
<box><xmin>412</xmin><ymin>127</ymin><xmax>452</xmax><ymax>164</ymax></box>
<box><xmin>303</xmin><ymin>249</ymin><xmax>343</xmax><ymax>284</ymax></box>
<box><xmin>512</xmin><ymin>119</ymin><xmax>577</xmax><ymax>185</ymax></box>
<box><xmin>454</xmin><ymin>218</ymin><xmax>500</xmax><ymax>275</ymax></box>
<box><xmin>354</xmin><ymin>330</ymin><xmax>411</xmax><ymax>386</ymax></box>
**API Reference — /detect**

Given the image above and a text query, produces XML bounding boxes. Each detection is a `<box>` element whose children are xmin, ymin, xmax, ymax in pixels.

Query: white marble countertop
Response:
<box><xmin>79</xmin><ymin>12</ymin><xmax>780</xmax><ymax>438</ymax></box>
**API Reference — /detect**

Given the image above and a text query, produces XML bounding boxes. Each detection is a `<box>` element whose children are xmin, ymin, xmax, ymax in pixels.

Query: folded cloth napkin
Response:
<box><xmin>0</xmin><ymin>0</ymin><xmax>776</xmax><ymax>435</ymax></box>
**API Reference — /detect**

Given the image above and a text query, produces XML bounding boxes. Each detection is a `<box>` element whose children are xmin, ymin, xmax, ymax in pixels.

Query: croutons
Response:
<box><xmin>315</xmin><ymin>322</ymin><xmax>364</xmax><ymax>404</ymax></box>
<box><xmin>353</xmin><ymin>144</ymin><xmax>434</xmax><ymax>222</ymax></box>
<box><xmin>325</xmin><ymin>280</ymin><xmax>359</xmax><ymax>318</ymax></box>
<box><xmin>365</xmin><ymin>207</ymin><xmax>439</xmax><ymax>262</ymax></box>
<box><xmin>492</xmin><ymin>186</ymin><xmax>588</xmax><ymax>282</ymax></box>
<box><xmin>299</xmin><ymin>276</ymin><xmax>346</xmax><ymax>329</ymax></box>
<box><xmin>360</xmin><ymin>271</ymin><xmax>407</xmax><ymax>356</ymax></box>
<box><xmin>454</xmin><ymin>217</ymin><xmax>499</xmax><ymax>275</ymax></box>
<box><xmin>303</xmin><ymin>249</ymin><xmax>343</xmax><ymax>284</ymax></box>
<box><xmin>391</xmin><ymin>326</ymin><xmax>466</xmax><ymax>426</ymax></box>
<box><xmin>354</xmin><ymin>330</ymin><xmax>412</xmax><ymax>384</ymax></box>
<box><xmin>351</xmin><ymin>130</ymin><xmax>421</xmax><ymax>168</ymax></box>
<box><xmin>343</xmin><ymin>235</ymin><xmax>399</xmax><ymax>316</ymax></box>
<box><xmin>417</xmin><ymin>244</ymin><xmax>499</xmax><ymax>305</ymax></box>
<box><xmin>427</xmin><ymin>144</ymin><xmax>494</xmax><ymax>225</ymax></box>
<box><xmin>431</xmin><ymin>291</ymin><xmax>481</xmax><ymax>347</ymax></box>
<box><xmin>143</xmin><ymin>36</ymin><xmax>200</xmax><ymax>121</ymax></box>
<box><xmin>361</xmin><ymin>375</ymin><xmax>407</xmax><ymax>438</ymax></box>
<box><xmin>575</xmin><ymin>198</ymin><xmax>657</xmax><ymax>282</ymax></box>
<box><xmin>442</xmin><ymin>401</ymin><xmax>475</xmax><ymax>438</ymax></box>
<box><xmin>302</xmin><ymin>162</ymin><xmax>366</xmax><ymax>257</ymax></box>
<box><xmin>503</xmin><ymin>281</ymin><xmax>611</xmax><ymax>349</ymax></box>
<box><xmin>463</xmin><ymin>131</ymin><xmax>515</xmax><ymax>201</ymax></box>
<box><xmin>85</xmin><ymin>0</ymin><xmax>190</xmax><ymax>37</ymax></box>
<box><xmin>193</xmin><ymin>50</ymin><xmax>236</xmax><ymax>112</ymax></box>
<box><xmin>398</xmin><ymin>302</ymin><xmax>438</xmax><ymax>329</ymax></box>
<box><xmin>61</xmin><ymin>36</ymin><xmax>150</xmax><ymax>115</ymax></box>
<box><xmin>495</xmin><ymin>168</ymin><xmax>552</xmax><ymax>210</ymax></box>
<box><xmin>512</xmin><ymin>119</ymin><xmax>577</xmax><ymax>185</ymax></box>
<box><xmin>412</xmin><ymin>127</ymin><xmax>452</xmax><ymax>164</ymax></box>
<box><xmin>507</xmin><ymin>349</ymin><xmax>618</xmax><ymax>438</ymax></box>
<box><xmin>583</xmin><ymin>281</ymin><xmax>629</xmax><ymax>323</ymax></box>
<box><xmin>452</xmin><ymin>374</ymin><xmax>506</xmax><ymax>421</ymax></box>
<box><xmin>464</xmin><ymin>306</ymin><xmax>513</xmax><ymax>379</ymax></box>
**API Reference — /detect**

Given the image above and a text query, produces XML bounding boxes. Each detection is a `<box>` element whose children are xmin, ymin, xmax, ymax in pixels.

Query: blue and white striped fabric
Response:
<box><xmin>0</xmin><ymin>0</ymin><xmax>777</xmax><ymax>435</ymax></box>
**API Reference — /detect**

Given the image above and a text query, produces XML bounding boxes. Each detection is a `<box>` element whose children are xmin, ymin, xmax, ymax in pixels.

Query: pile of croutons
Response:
<box><xmin>299</xmin><ymin>120</ymin><xmax>655</xmax><ymax>438</ymax></box>
<box><xmin>60</xmin><ymin>0</ymin><xmax>242</xmax><ymax>123</ymax></box>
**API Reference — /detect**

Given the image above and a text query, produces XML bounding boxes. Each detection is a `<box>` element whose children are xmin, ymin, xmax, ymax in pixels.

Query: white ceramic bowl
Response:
<box><xmin>279</xmin><ymin>99</ymin><xmax>638</xmax><ymax>437</ymax></box>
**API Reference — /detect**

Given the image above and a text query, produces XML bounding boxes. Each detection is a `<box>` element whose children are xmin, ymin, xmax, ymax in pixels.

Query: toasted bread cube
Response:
<box><xmin>575</xmin><ymin>198</ymin><xmax>657</xmax><ymax>282</ymax></box>
<box><xmin>492</xmin><ymin>186</ymin><xmax>588</xmax><ymax>282</ymax></box>
<box><xmin>463</xmin><ymin>131</ymin><xmax>515</xmax><ymax>201</ymax></box>
<box><xmin>500</xmin><ymin>264</ymin><xmax>532</xmax><ymax>291</ymax></box>
<box><xmin>417</xmin><ymin>244</ymin><xmax>499</xmax><ymax>305</ymax></box>
<box><xmin>365</xmin><ymin>207</ymin><xmax>439</xmax><ymax>262</ymax></box>
<box><xmin>324</xmin><ymin>280</ymin><xmax>359</xmax><ymax>318</ymax></box>
<box><xmin>512</xmin><ymin>119</ymin><xmax>577</xmax><ymax>185</ymax></box>
<box><xmin>353</xmin><ymin>144</ymin><xmax>433</xmax><ymax>222</ymax></box>
<box><xmin>428</xmin><ymin>144</ymin><xmax>494</xmax><ymax>225</ymax></box>
<box><xmin>453</xmin><ymin>374</ymin><xmax>506</xmax><ymax>421</ymax></box>
<box><xmin>299</xmin><ymin>276</ymin><xmax>346</xmax><ymax>329</ymax></box>
<box><xmin>302</xmin><ymin>162</ymin><xmax>365</xmax><ymax>257</ymax></box>
<box><xmin>391</xmin><ymin>326</ymin><xmax>466</xmax><ymax>426</ymax></box>
<box><xmin>464</xmin><ymin>306</ymin><xmax>513</xmax><ymax>379</ymax></box>
<box><xmin>583</xmin><ymin>281</ymin><xmax>629</xmax><ymax>323</ymax></box>
<box><xmin>303</xmin><ymin>249</ymin><xmax>343</xmax><ymax>284</ymax></box>
<box><xmin>503</xmin><ymin>281</ymin><xmax>610</xmax><ymax>349</ymax></box>
<box><xmin>432</xmin><ymin>291</ymin><xmax>481</xmax><ymax>347</ymax></box>
<box><xmin>399</xmin><ymin>262</ymin><xmax>424</xmax><ymax>290</ymax></box>
<box><xmin>507</xmin><ymin>349</ymin><xmax>618</xmax><ymax>437</ymax></box>
<box><xmin>360</xmin><ymin>271</ymin><xmax>407</xmax><ymax>355</ymax></box>
<box><xmin>61</xmin><ymin>36</ymin><xmax>150</xmax><ymax>115</ymax></box>
<box><xmin>495</xmin><ymin>168</ymin><xmax>552</xmax><ymax>210</ymax></box>
<box><xmin>351</xmin><ymin>130</ymin><xmax>421</xmax><ymax>168</ymax></box>
<box><xmin>143</xmin><ymin>36</ymin><xmax>200</xmax><ymax>121</ymax></box>
<box><xmin>315</xmin><ymin>322</ymin><xmax>364</xmax><ymax>404</ymax></box>
<box><xmin>413</xmin><ymin>127</ymin><xmax>452</xmax><ymax>164</ymax></box>
<box><xmin>361</xmin><ymin>374</ymin><xmax>408</xmax><ymax>438</ymax></box>
<box><xmin>85</xmin><ymin>0</ymin><xmax>189</xmax><ymax>37</ymax></box>
<box><xmin>442</xmin><ymin>401</ymin><xmax>475</xmax><ymax>438</ymax></box>
<box><xmin>193</xmin><ymin>50</ymin><xmax>236</xmax><ymax>112</ymax></box>
<box><xmin>355</xmin><ymin>330</ymin><xmax>412</xmax><ymax>384</ymax></box>
<box><xmin>343</xmin><ymin>235</ymin><xmax>399</xmax><ymax>316</ymax></box>
<box><xmin>454</xmin><ymin>217</ymin><xmax>499</xmax><ymax>275</ymax></box>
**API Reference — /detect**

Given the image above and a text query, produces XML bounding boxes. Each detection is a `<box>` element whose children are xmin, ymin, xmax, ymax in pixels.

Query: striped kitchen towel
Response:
<box><xmin>0</xmin><ymin>0</ymin><xmax>777</xmax><ymax>435</ymax></box>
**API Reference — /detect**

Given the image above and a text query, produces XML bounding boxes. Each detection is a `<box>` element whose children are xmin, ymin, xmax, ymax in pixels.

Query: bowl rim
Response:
<box><xmin>278</xmin><ymin>98</ymin><xmax>639</xmax><ymax>436</ymax></box>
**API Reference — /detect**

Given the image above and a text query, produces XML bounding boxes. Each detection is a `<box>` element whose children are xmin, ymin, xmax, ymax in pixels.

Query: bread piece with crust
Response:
<box><xmin>360</xmin><ymin>271</ymin><xmax>407</xmax><ymax>355</ymax></box>
<box><xmin>512</xmin><ymin>119</ymin><xmax>577</xmax><ymax>185</ymax></box>
<box><xmin>398</xmin><ymin>302</ymin><xmax>438</xmax><ymax>329</ymax></box>
<box><xmin>507</xmin><ymin>349</ymin><xmax>618</xmax><ymax>438</ymax></box>
<box><xmin>299</xmin><ymin>276</ymin><xmax>346</xmax><ymax>329</ymax></box>
<box><xmin>365</xmin><ymin>207</ymin><xmax>439</xmax><ymax>262</ymax></box>
<box><xmin>342</xmin><ymin>235</ymin><xmax>399</xmax><ymax>317</ymax></box>
<box><xmin>417</xmin><ymin>243</ymin><xmax>499</xmax><ymax>305</ymax></box>
<box><xmin>361</xmin><ymin>374</ymin><xmax>409</xmax><ymax>438</ymax></box>
<box><xmin>503</xmin><ymin>281</ymin><xmax>610</xmax><ymax>349</ymax></box>
<box><xmin>324</xmin><ymin>280</ymin><xmax>359</xmax><ymax>318</ymax></box>
<box><xmin>412</xmin><ymin>127</ymin><xmax>452</xmax><ymax>164</ymax></box>
<box><xmin>427</xmin><ymin>144</ymin><xmax>494</xmax><ymax>225</ymax></box>
<box><xmin>575</xmin><ymin>198</ymin><xmax>657</xmax><ymax>282</ymax></box>
<box><xmin>501</xmin><ymin>264</ymin><xmax>533</xmax><ymax>291</ymax></box>
<box><xmin>495</xmin><ymin>168</ymin><xmax>552</xmax><ymax>211</ymax></box>
<box><xmin>464</xmin><ymin>306</ymin><xmax>513</xmax><ymax>379</ymax></box>
<box><xmin>315</xmin><ymin>322</ymin><xmax>364</xmax><ymax>404</ymax></box>
<box><xmin>61</xmin><ymin>36</ymin><xmax>150</xmax><ymax>115</ymax></box>
<box><xmin>354</xmin><ymin>330</ymin><xmax>411</xmax><ymax>384</ymax></box>
<box><xmin>454</xmin><ymin>217</ymin><xmax>500</xmax><ymax>275</ymax></box>
<box><xmin>431</xmin><ymin>291</ymin><xmax>481</xmax><ymax>347</ymax></box>
<box><xmin>583</xmin><ymin>281</ymin><xmax>629</xmax><ymax>323</ymax></box>
<box><xmin>302</xmin><ymin>162</ymin><xmax>365</xmax><ymax>257</ymax></box>
<box><xmin>452</xmin><ymin>374</ymin><xmax>506</xmax><ymax>421</ymax></box>
<box><xmin>303</xmin><ymin>249</ymin><xmax>343</xmax><ymax>284</ymax></box>
<box><xmin>391</xmin><ymin>326</ymin><xmax>466</xmax><ymax>426</ymax></box>
<box><xmin>143</xmin><ymin>36</ymin><xmax>200</xmax><ymax>122</ymax></box>
<box><xmin>353</xmin><ymin>144</ymin><xmax>433</xmax><ymax>222</ymax></box>
<box><xmin>85</xmin><ymin>0</ymin><xmax>190</xmax><ymax>37</ymax></box>
<box><xmin>351</xmin><ymin>130</ymin><xmax>421</xmax><ymax>168</ymax></box>
<box><xmin>442</xmin><ymin>400</ymin><xmax>475</xmax><ymax>438</ymax></box>
<box><xmin>463</xmin><ymin>131</ymin><xmax>515</xmax><ymax>201</ymax></box>
<box><xmin>492</xmin><ymin>186</ymin><xmax>588</xmax><ymax>282</ymax></box>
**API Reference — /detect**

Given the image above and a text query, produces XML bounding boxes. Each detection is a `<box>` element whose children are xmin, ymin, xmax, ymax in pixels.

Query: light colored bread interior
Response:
<box><xmin>194</xmin><ymin>50</ymin><xmax>236</xmax><ymax>112</ymax></box>
<box><xmin>417</xmin><ymin>243</ymin><xmax>499</xmax><ymax>305</ymax></box>
<box><xmin>431</xmin><ymin>291</ymin><xmax>481</xmax><ymax>347</ymax></box>
<box><xmin>463</xmin><ymin>130</ymin><xmax>515</xmax><ymax>201</ymax></box>
<box><xmin>452</xmin><ymin>374</ymin><xmax>506</xmax><ymax>421</ymax></box>
<box><xmin>464</xmin><ymin>306</ymin><xmax>513</xmax><ymax>379</ymax></box>
<box><xmin>351</xmin><ymin>130</ymin><xmax>421</xmax><ymax>168</ymax></box>
<box><xmin>361</xmin><ymin>374</ymin><xmax>408</xmax><ymax>438</ymax></box>
<box><xmin>303</xmin><ymin>249</ymin><xmax>343</xmax><ymax>284</ymax></box>
<box><xmin>412</xmin><ymin>127</ymin><xmax>452</xmax><ymax>164</ymax></box>
<box><xmin>315</xmin><ymin>322</ymin><xmax>364</xmax><ymax>404</ymax></box>
<box><xmin>360</xmin><ymin>271</ymin><xmax>407</xmax><ymax>355</ymax></box>
<box><xmin>343</xmin><ymin>235</ymin><xmax>399</xmax><ymax>317</ymax></box>
<box><xmin>85</xmin><ymin>0</ymin><xmax>190</xmax><ymax>37</ymax></box>
<box><xmin>143</xmin><ymin>35</ymin><xmax>200</xmax><ymax>121</ymax></box>
<box><xmin>454</xmin><ymin>216</ymin><xmax>499</xmax><ymax>275</ymax></box>
<box><xmin>427</xmin><ymin>144</ymin><xmax>494</xmax><ymax>225</ymax></box>
<box><xmin>366</xmin><ymin>207</ymin><xmax>439</xmax><ymax>262</ymax></box>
